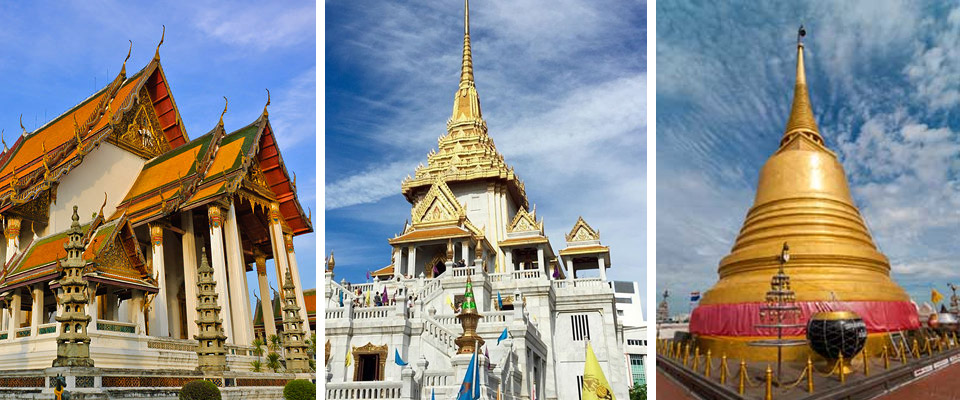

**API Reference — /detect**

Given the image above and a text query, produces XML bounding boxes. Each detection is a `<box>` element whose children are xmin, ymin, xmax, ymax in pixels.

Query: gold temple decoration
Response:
<box><xmin>455</xmin><ymin>276</ymin><xmax>484</xmax><ymax>354</ymax></box>
<box><xmin>400</xmin><ymin>0</ymin><xmax>527</xmax><ymax>209</ymax></box>
<box><xmin>565</xmin><ymin>217</ymin><xmax>600</xmax><ymax>242</ymax></box>
<box><xmin>109</xmin><ymin>87</ymin><xmax>171</xmax><ymax>159</ymax></box>
<box><xmin>326</xmin><ymin>251</ymin><xmax>335</xmax><ymax>273</ymax></box>
<box><xmin>507</xmin><ymin>206</ymin><xmax>543</xmax><ymax>234</ymax></box>
<box><xmin>410</xmin><ymin>179</ymin><xmax>466</xmax><ymax>227</ymax></box>
<box><xmin>696</xmin><ymin>27</ymin><xmax>913</xmax><ymax>359</ymax></box>
<box><xmin>351</xmin><ymin>343</ymin><xmax>388</xmax><ymax>381</ymax></box>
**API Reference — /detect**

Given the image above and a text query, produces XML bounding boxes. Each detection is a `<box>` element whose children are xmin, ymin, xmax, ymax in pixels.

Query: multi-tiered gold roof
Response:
<box><xmin>400</xmin><ymin>0</ymin><xmax>527</xmax><ymax>210</ymax></box>
<box><xmin>691</xmin><ymin>31</ymin><xmax>917</xmax><ymax>359</ymax></box>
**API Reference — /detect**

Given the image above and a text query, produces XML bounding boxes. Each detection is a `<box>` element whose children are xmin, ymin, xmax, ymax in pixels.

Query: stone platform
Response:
<box><xmin>0</xmin><ymin>367</ymin><xmax>313</xmax><ymax>399</ymax></box>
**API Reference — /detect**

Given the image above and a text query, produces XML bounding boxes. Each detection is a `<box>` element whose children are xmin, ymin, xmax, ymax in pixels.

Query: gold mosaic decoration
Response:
<box><xmin>109</xmin><ymin>87</ymin><xmax>171</xmax><ymax>159</ymax></box>
<box><xmin>507</xmin><ymin>206</ymin><xmax>542</xmax><ymax>234</ymax></box>
<box><xmin>410</xmin><ymin>180</ymin><xmax>465</xmax><ymax>227</ymax></box>
<box><xmin>565</xmin><ymin>216</ymin><xmax>600</xmax><ymax>242</ymax></box>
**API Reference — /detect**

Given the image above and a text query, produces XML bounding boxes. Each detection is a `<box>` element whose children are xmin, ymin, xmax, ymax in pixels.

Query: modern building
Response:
<box><xmin>613</xmin><ymin>281</ymin><xmax>646</xmax><ymax>387</ymax></box>
<box><xmin>0</xmin><ymin>37</ymin><xmax>313</xmax><ymax>381</ymax></box>
<box><xmin>323</xmin><ymin>1</ymin><xmax>641</xmax><ymax>399</ymax></box>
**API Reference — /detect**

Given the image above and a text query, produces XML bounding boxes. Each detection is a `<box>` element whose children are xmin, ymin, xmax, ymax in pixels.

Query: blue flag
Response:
<box><xmin>456</xmin><ymin>351</ymin><xmax>477</xmax><ymax>400</ymax></box>
<box><xmin>338</xmin><ymin>290</ymin><xmax>344</xmax><ymax>307</ymax></box>
<box><xmin>497</xmin><ymin>291</ymin><xmax>503</xmax><ymax>310</ymax></box>
<box><xmin>474</xmin><ymin>350</ymin><xmax>481</xmax><ymax>399</ymax></box>
<box><xmin>395</xmin><ymin>349</ymin><xmax>407</xmax><ymax>366</ymax></box>
<box><xmin>431</xmin><ymin>388</ymin><xmax>436</xmax><ymax>400</ymax></box>
<box><xmin>497</xmin><ymin>328</ymin><xmax>508</xmax><ymax>345</ymax></box>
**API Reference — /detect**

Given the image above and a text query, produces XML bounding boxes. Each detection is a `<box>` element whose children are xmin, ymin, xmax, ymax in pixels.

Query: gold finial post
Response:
<box><xmin>264</xmin><ymin>88</ymin><xmax>271</xmax><ymax>116</ymax></box>
<box><xmin>764</xmin><ymin>364</ymin><xmax>772</xmax><ymax>400</ymax></box>
<box><xmin>219</xmin><ymin>96</ymin><xmax>228</xmax><ymax>127</ymax></box>
<box><xmin>460</xmin><ymin>0</ymin><xmax>474</xmax><ymax>87</ymax></box>
<box><xmin>154</xmin><ymin>25</ymin><xmax>165</xmax><ymax>60</ymax></box>
<box><xmin>738</xmin><ymin>360</ymin><xmax>746</xmax><ymax>395</ymax></box>
<box><xmin>806</xmin><ymin>357</ymin><xmax>814</xmax><ymax>393</ymax></box>
<box><xmin>121</xmin><ymin>40</ymin><xmax>132</xmax><ymax>76</ymax></box>
<box><xmin>782</xmin><ymin>24</ymin><xmax>822</xmax><ymax>145</ymax></box>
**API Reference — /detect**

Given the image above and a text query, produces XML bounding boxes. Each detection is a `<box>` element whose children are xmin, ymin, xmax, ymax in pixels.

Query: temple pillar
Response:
<box><xmin>30</xmin><ymin>283</ymin><xmax>43</xmax><ymax>336</ymax></box>
<box><xmin>255</xmin><ymin>254</ymin><xmax>277</xmax><ymax>339</ymax></box>
<box><xmin>207</xmin><ymin>205</ymin><xmax>235</xmax><ymax>343</ymax></box>
<box><xmin>461</xmin><ymin>241</ymin><xmax>469</xmax><ymax>267</ymax></box>
<box><xmin>7</xmin><ymin>292</ymin><xmax>20</xmax><ymax>339</ymax></box>
<box><xmin>0</xmin><ymin>305</ymin><xmax>7</xmax><ymax>333</ymax></box>
<box><xmin>4</xmin><ymin>217</ymin><xmax>20</xmax><ymax>263</ymax></box>
<box><xmin>285</xmin><ymin>233</ymin><xmax>311</xmax><ymax>337</ymax></box>
<box><xmin>224</xmin><ymin>202</ymin><xmax>254</xmax><ymax>345</ymax></box>
<box><xmin>537</xmin><ymin>247</ymin><xmax>545</xmax><ymax>277</ymax></box>
<box><xmin>129</xmin><ymin>290</ymin><xmax>146</xmax><ymax>334</ymax></box>
<box><xmin>181</xmin><ymin>211</ymin><xmax>200</xmax><ymax>340</ymax></box>
<box><xmin>567</xmin><ymin>259</ymin><xmax>575</xmax><ymax>280</ymax></box>
<box><xmin>393</xmin><ymin>248</ymin><xmax>402</xmax><ymax>279</ymax></box>
<box><xmin>407</xmin><ymin>246</ymin><xmax>417</xmax><ymax>277</ymax></box>
<box><xmin>87</xmin><ymin>283</ymin><xmax>98</xmax><ymax>333</ymax></box>
<box><xmin>148</xmin><ymin>224</ymin><xmax>170</xmax><ymax>337</ymax></box>
<box><xmin>505</xmin><ymin>250</ymin><xmax>514</xmax><ymax>273</ymax></box>
<box><xmin>598</xmin><ymin>256</ymin><xmax>607</xmax><ymax>281</ymax></box>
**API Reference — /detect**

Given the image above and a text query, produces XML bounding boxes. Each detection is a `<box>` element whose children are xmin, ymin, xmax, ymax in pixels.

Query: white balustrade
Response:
<box><xmin>512</xmin><ymin>269</ymin><xmax>541</xmax><ymax>280</ymax></box>
<box><xmin>325</xmin><ymin>381</ymin><xmax>403</xmax><ymax>399</ymax></box>
<box><xmin>353</xmin><ymin>306</ymin><xmax>391</xmax><ymax>320</ymax></box>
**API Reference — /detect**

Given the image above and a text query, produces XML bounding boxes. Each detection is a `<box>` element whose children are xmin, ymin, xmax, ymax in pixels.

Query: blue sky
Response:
<box><xmin>0</xmin><ymin>1</ymin><xmax>316</xmax><ymax>310</ymax></box>
<box><xmin>325</xmin><ymin>0</ymin><xmax>647</xmax><ymax>305</ymax></box>
<box><xmin>657</xmin><ymin>1</ymin><xmax>960</xmax><ymax>315</ymax></box>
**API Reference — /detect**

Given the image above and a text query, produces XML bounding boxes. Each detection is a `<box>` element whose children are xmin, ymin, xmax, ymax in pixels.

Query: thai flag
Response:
<box><xmin>690</xmin><ymin>291</ymin><xmax>701</xmax><ymax>302</ymax></box>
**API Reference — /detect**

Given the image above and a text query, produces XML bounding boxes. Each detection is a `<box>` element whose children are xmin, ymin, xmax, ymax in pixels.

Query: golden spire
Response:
<box><xmin>782</xmin><ymin>26</ymin><xmax>821</xmax><ymax>145</ymax></box>
<box><xmin>460</xmin><ymin>0</ymin><xmax>474</xmax><ymax>88</ymax></box>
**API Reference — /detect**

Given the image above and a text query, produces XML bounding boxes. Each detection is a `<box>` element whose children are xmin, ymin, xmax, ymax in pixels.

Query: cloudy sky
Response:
<box><xmin>326</xmin><ymin>0</ymin><xmax>647</xmax><ymax>303</ymax></box>
<box><xmin>657</xmin><ymin>1</ymin><xmax>960</xmax><ymax>315</ymax></box>
<box><xmin>0</xmin><ymin>1</ymin><xmax>316</xmax><ymax>309</ymax></box>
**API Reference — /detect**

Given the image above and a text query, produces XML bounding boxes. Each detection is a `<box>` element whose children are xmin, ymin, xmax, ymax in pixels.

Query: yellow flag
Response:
<box><xmin>345</xmin><ymin>347</ymin><xmax>352</xmax><ymax>367</ymax></box>
<box><xmin>582</xmin><ymin>342</ymin><xmax>615</xmax><ymax>400</ymax></box>
<box><xmin>933</xmin><ymin>289</ymin><xmax>944</xmax><ymax>304</ymax></box>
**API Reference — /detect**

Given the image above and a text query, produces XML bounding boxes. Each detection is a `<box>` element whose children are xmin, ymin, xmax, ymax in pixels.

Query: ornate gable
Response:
<box><xmin>565</xmin><ymin>216</ymin><xmax>600</xmax><ymax>242</ymax></box>
<box><xmin>411</xmin><ymin>179</ymin><xmax>465</xmax><ymax>227</ymax></box>
<box><xmin>108</xmin><ymin>86</ymin><xmax>173</xmax><ymax>159</ymax></box>
<box><xmin>508</xmin><ymin>206</ymin><xmax>542</xmax><ymax>234</ymax></box>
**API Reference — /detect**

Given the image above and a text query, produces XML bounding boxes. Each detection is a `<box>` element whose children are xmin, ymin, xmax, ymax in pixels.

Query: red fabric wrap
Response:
<box><xmin>690</xmin><ymin>301</ymin><xmax>919</xmax><ymax>336</ymax></box>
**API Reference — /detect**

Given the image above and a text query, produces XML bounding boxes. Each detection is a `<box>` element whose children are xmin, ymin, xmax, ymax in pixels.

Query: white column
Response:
<box><xmin>87</xmin><ymin>284</ymin><xmax>98</xmax><ymax>333</ymax></box>
<box><xmin>130</xmin><ymin>290</ymin><xmax>146</xmax><ymax>335</ymax></box>
<box><xmin>598</xmin><ymin>256</ymin><xmax>607</xmax><ymax>281</ymax></box>
<box><xmin>567</xmin><ymin>259</ymin><xmax>575</xmax><ymax>280</ymax></box>
<box><xmin>224</xmin><ymin>202</ymin><xmax>254</xmax><ymax>345</ymax></box>
<box><xmin>4</xmin><ymin>217</ymin><xmax>20</xmax><ymax>263</ymax></box>
<box><xmin>148</xmin><ymin>224</ymin><xmax>169</xmax><ymax>337</ymax></box>
<box><xmin>285</xmin><ymin>233</ymin><xmax>311</xmax><ymax>337</ymax></box>
<box><xmin>7</xmin><ymin>292</ymin><xmax>20</xmax><ymax>339</ymax></box>
<box><xmin>30</xmin><ymin>284</ymin><xmax>42</xmax><ymax>336</ymax></box>
<box><xmin>407</xmin><ymin>246</ymin><xmax>416</xmax><ymax>277</ymax></box>
<box><xmin>537</xmin><ymin>247</ymin><xmax>545</xmax><ymax>277</ymax></box>
<box><xmin>207</xmin><ymin>205</ymin><xmax>235</xmax><ymax>343</ymax></box>
<box><xmin>181</xmin><ymin>211</ymin><xmax>200</xmax><ymax>340</ymax></box>
<box><xmin>461</xmin><ymin>241</ymin><xmax>469</xmax><ymax>266</ymax></box>
<box><xmin>256</xmin><ymin>255</ymin><xmax>277</xmax><ymax>339</ymax></box>
<box><xmin>393</xmin><ymin>248</ymin><xmax>402</xmax><ymax>279</ymax></box>
<box><xmin>267</xmin><ymin>204</ymin><xmax>289</xmax><ymax>295</ymax></box>
<box><xmin>0</xmin><ymin>306</ymin><xmax>7</xmax><ymax>332</ymax></box>
<box><xmin>505</xmin><ymin>250</ymin><xmax>514</xmax><ymax>273</ymax></box>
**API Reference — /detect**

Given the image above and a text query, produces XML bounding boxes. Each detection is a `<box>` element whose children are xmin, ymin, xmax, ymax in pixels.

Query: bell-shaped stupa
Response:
<box><xmin>689</xmin><ymin>29</ymin><xmax>919</xmax><ymax>360</ymax></box>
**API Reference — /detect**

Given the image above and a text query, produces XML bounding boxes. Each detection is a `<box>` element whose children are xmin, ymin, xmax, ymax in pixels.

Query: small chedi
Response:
<box><xmin>689</xmin><ymin>29</ymin><xmax>919</xmax><ymax>361</ymax></box>
<box><xmin>195</xmin><ymin>251</ymin><xmax>228</xmax><ymax>372</ymax></box>
<box><xmin>52</xmin><ymin>206</ymin><xmax>94</xmax><ymax>368</ymax></box>
<box><xmin>282</xmin><ymin>267</ymin><xmax>310</xmax><ymax>372</ymax></box>
<box><xmin>455</xmin><ymin>277</ymin><xmax>484</xmax><ymax>355</ymax></box>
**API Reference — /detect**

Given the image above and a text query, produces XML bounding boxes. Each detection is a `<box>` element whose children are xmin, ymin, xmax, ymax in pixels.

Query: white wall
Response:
<box><xmin>45</xmin><ymin>142</ymin><xmax>145</xmax><ymax>234</ymax></box>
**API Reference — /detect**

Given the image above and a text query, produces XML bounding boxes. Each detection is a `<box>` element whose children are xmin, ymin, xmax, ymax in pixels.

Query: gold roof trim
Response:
<box><xmin>565</xmin><ymin>216</ymin><xmax>600</xmax><ymax>242</ymax></box>
<box><xmin>782</xmin><ymin>28</ymin><xmax>822</xmax><ymax>146</ymax></box>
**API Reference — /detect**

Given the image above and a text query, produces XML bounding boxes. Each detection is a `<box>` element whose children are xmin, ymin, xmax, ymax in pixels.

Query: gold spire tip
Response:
<box><xmin>219</xmin><ymin>96</ymin><xmax>228</xmax><ymax>126</ymax></box>
<box><xmin>155</xmin><ymin>25</ymin><xmax>165</xmax><ymax>60</ymax></box>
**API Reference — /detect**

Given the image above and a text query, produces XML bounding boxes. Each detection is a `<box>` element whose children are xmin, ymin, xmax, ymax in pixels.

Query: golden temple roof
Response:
<box><xmin>400</xmin><ymin>0</ymin><xmax>527</xmax><ymax>209</ymax></box>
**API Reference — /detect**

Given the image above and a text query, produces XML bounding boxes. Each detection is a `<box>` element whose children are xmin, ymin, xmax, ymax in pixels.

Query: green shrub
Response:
<box><xmin>283</xmin><ymin>379</ymin><xmax>316</xmax><ymax>400</ymax></box>
<box><xmin>179</xmin><ymin>380</ymin><xmax>221</xmax><ymax>400</ymax></box>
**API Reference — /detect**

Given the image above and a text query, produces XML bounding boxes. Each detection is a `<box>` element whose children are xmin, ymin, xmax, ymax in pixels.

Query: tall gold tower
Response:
<box><xmin>689</xmin><ymin>29</ymin><xmax>919</xmax><ymax>360</ymax></box>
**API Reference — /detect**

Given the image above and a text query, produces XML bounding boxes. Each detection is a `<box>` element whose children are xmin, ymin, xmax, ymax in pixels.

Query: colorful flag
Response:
<box><xmin>345</xmin><ymin>347</ymin><xmax>352</xmax><ymax>367</ymax></box>
<box><xmin>552</xmin><ymin>266</ymin><xmax>560</xmax><ymax>278</ymax></box>
<box><xmin>933</xmin><ymin>289</ymin><xmax>944</xmax><ymax>304</ymax></box>
<box><xmin>581</xmin><ymin>342</ymin><xmax>615</xmax><ymax>400</ymax></box>
<box><xmin>497</xmin><ymin>328</ymin><xmax>508</xmax><ymax>345</ymax></box>
<box><xmin>366</xmin><ymin>270</ymin><xmax>371</xmax><ymax>280</ymax></box>
<box><xmin>432</xmin><ymin>388</ymin><xmax>436</xmax><ymax>400</ymax></box>
<box><xmin>497</xmin><ymin>291</ymin><xmax>503</xmax><ymax>310</ymax></box>
<box><xmin>456</xmin><ymin>351</ymin><xmax>478</xmax><ymax>400</ymax></box>
<box><xmin>395</xmin><ymin>349</ymin><xmax>407</xmax><ymax>366</ymax></box>
<box><xmin>383</xmin><ymin>286</ymin><xmax>389</xmax><ymax>302</ymax></box>
<box><xmin>690</xmin><ymin>291</ymin><xmax>701</xmax><ymax>302</ymax></box>
<box><xmin>474</xmin><ymin>345</ymin><xmax>481</xmax><ymax>399</ymax></box>
<box><xmin>338</xmin><ymin>290</ymin><xmax>344</xmax><ymax>307</ymax></box>
<box><xmin>447</xmin><ymin>294</ymin><xmax>456</xmax><ymax>311</ymax></box>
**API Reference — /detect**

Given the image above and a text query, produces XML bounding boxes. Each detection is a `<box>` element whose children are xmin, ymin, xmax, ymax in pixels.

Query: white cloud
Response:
<box><xmin>903</xmin><ymin>7</ymin><xmax>960</xmax><ymax>110</ymax></box>
<box><xmin>193</xmin><ymin>2</ymin><xmax>314</xmax><ymax>51</ymax></box>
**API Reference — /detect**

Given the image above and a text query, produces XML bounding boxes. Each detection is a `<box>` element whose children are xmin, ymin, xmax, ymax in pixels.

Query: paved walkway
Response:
<box><xmin>657</xmin><ymin>370</ymin><xmax>699</xmax><ymax>400</ymax></box>
<box><xmin>877</xmin><ymin>362</ymin><xmax>960</xmax><ymax>400</ymax></box>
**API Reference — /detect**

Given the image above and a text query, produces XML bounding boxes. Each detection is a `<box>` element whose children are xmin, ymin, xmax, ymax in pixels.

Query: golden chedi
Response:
<box><xmin>690</xmin><ymin>31</ymin><xmax>919</xmax><ymax>361</ymax></box>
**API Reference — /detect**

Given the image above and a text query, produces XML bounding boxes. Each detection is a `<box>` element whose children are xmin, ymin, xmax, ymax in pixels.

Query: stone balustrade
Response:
<box><xmin>353</xmin><ymin>306</ymin><xmax>393</xmax><ymax>320</ymax></box>
<box><xmin>326</xmin><ymin>307</ymin><xmax>345</xmax><ymax>320</ymax></box>
<box><xmin>325</xmin><ymin>381</ymin><xmax>403</xmax><ymax>399</ymax></box>
<box><xmin>512</xmin><ymin>269</ymin><xmax>542</xmax><ymax>280</ymax></box>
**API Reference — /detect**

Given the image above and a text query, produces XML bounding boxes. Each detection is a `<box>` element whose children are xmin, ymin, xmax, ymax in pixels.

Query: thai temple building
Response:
<box><xmin>688</xmin><ymin>32</ymin><xmax>919</xmax><ymax>361</ymax></box>
<box><xmin>324</xmin><ymin>2</ymin><xmax>641</xmax><ymax>399</ymax></box>
<box><xmin>0</xmin><ymin>34</ymin><xmax>314</xmax><ymax>380</ymax></box>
